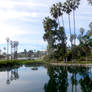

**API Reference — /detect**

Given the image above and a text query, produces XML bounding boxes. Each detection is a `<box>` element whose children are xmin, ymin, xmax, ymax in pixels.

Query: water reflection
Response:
<box><xmin>45</xmin><ymin>66</ymin><xmax>92</xmax><ymax>92</ymax></box>
<box><xmin>0</xmin><ymin>65</ymin><xmax>92</xmax><ymax>92</ymax></box>
<box><xmin>6</xmin><ymin>69</ymin><xmax>19</xmax><ymax>85</ymax></box>
<box><xmin>44</xmin><ymin>66</ymin><xmax>68</xmax><ymax>92</ymax></box>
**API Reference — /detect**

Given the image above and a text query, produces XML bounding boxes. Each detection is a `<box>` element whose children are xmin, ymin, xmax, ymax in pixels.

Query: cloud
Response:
<box><xmin>0</xmin><ymin>22</ymin><xmax>27</xmax><ymax>44</ymax></box>
<box><xmin>0</xmin><ymin>10</ymin><xmax>39</xmax><ymax>21</ymax></box>
<box><xmin>0</xmin><ymin>0</ymin><xmax>91</xmax><ymax>51</ymax></box>
<box><xmin>0</xmin><ymin>0</ymin><xmax>14</xmax><ymax>9</ymax></box>
<box><xmin>0</xmin><ymin>0</ymin><xmax>49</xmax><ymax>22</ymax></box>
<box><xmin>0</xmin><ymin>0</ymin><xmax>48</xmax><ymax>9</ymax></box>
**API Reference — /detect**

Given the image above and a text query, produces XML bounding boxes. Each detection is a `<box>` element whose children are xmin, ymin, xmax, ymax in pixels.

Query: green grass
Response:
<box><xmin>0</xmin><ymin>59</ymin><xmax>45</xmax><ymax>68</ymax></box>
<box><xmin>0</xmin><ymin>59</ymin><xmax>92</xmax><ymax>68</ymax></box>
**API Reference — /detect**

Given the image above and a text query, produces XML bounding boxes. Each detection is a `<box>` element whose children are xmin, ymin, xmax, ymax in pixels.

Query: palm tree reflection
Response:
<box><xmin>80</xmin><ymin>72</ymin><xmax>92</xmax><ymax>92</ymax></box>
<box><xmin>44</xmin><ymin>66</ymin><xmax>68</xmax><ymax>92</ymax></box>
<box><xmin>6</xmin><ymin>69</ymin><xmax>19</xmax><ymax>85</ymax></box>
<box><xmin>6</xmin><ymin>71</ymin><xmax>10</xmax><ymax>85</ymax></box>
<box><xmin>45</xmin><ymin>66</ymin><xmax>92</xmax><ymax>92</ymax></box>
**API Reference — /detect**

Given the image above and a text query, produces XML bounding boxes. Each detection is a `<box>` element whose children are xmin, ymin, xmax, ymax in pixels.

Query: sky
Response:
<box><xmin>0</xmin><ymin>0</ymin><xmax>92</xmax><ymax>52</ymax></box>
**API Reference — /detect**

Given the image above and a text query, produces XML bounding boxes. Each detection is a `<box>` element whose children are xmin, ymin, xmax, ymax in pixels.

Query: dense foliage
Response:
<box><xmin>43</xmin><ymin>0</ymin><xmax>92</xmax><ymax>62</ymax></box>
<box><xmin>43</xmin><ymin>17</ymin><xmax>67</xmax><ymax>60</ymax></box>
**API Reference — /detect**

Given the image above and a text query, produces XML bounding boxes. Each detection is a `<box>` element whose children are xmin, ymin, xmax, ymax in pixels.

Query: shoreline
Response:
<box><xmin>0</xmin><ymin>60</ymin><xmax>92</xmax><ymax>68</ymax></box>
<box><xmin>50</xmin><ymin>63</ymin><xmax>92</xmax><ymax>67</ymax></box>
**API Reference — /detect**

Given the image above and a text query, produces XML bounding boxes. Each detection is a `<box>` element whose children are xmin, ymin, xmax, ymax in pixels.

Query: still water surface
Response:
<box><xmin>0</xmin><ymin>65</ymin><xmax>92</xmax><ymax>92</ymax></box>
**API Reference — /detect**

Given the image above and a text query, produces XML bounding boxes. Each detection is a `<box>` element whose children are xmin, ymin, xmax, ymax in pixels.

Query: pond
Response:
<box><xmin>0</xmin><ymin>65</ymin><xmax>92</xmax><ymax>92</ymax></box>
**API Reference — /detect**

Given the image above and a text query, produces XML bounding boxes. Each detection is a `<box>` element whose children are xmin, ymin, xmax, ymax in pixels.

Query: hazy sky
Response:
<box><xmin>0</xmin><ymin>0</ymin><xmax>92</xmax><ymax>52</ymax></box>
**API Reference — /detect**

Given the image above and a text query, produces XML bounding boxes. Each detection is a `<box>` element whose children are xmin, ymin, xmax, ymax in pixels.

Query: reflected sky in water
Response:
<box><xmin>0</xmin><ymin>65</ymin><xmax>92</xmax><ymax>92</ymax></box>
<box><xmin>0</xmin><ymin>66</ymin><xmax>49</xmax><ymax>92</ymax></box>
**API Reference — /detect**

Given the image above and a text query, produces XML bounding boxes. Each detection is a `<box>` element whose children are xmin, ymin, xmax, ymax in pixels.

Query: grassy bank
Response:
<box><xmin>0</xmin><ymin>59</ymin><xmax>92</xmax><ymax>68</ymax></box>
<box><xmin>0</xmin><ymin>59</ymin><xmax>45</xmax><ymax>68</ymax></box>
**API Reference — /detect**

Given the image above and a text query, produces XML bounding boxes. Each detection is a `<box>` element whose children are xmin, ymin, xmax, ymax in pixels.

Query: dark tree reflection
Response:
<box><xmin>0</xmin><ymin>65</ymin><xmax>92</xmax><ymax>92</ymax></box>
<box><xmin>6</xmin><ymin>69</ymin><xmax>19</xmax><ymax>85</ymax></box>
<box><xmin>45</xmin><ymin>66</ymin><xmax>92</xmax><ymax>92</ymax></box>
<box><xmin>80</xmin><ymin>72</ymin><xmax>92</xmax><ymax>92</ymax></box>
<box><xmin>44</xmin><ymin>66</ymin><xmax>68</xmax><ymax>92</ymax></box>
<box><xmin>6</xmin><ymin>71</ymin><xmax>10</xmax><ymax>85</ymax></box>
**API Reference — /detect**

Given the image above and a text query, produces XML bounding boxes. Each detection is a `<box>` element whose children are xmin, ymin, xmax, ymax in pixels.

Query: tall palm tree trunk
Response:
<box><xmin>68</xmin><ymin>14</ymin><xmax>72</xmax><ymax>45</ymax></box>
<box><xmin>62</xmin><ymin>15</ymin><xmax>66</xmax><ymax>62</ymax></box>
<box><xmin>62</xmin><ymin>15</ymin><xmax>65</xmax><ymax>29</ymax></box>
<box><xmin>73</xmin><ymin>10</ymin><xmax>76</xmax><ymax>62</ymax></box>
<box><xmin>68</xmin><ymin>14</ymin><xmax>73</xmax><ymax>62</ymax></box>
<box><xmin>73</xmin><ymin>10</ymin><xmax>76</xmax><ymax>45</ymax></box>
<box><xmin>58</xmin><ymin>18</ymin><xmax>60</xmax><ymax>27</ymax></box>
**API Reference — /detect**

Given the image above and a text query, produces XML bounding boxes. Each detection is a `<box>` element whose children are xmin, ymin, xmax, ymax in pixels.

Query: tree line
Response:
<box><xmin>43</xmin><ymin>0</ymin><xmax>92</xmax><ymax>62</ymax></box>
<box><xmin>44</xmin><ymin>65</ymin><xmax>92</xmax><ymax>92</ymax></box>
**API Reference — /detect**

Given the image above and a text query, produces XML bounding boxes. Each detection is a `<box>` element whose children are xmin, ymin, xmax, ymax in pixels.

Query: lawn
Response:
<box><xmin>0</xmin><ymin>59</ymin><xmax>44</xmax><ymax>68</ymax></box>
<box><xmin>0</xmin><ymin>59</ymin><xmax>92</xmax><ymax>68</ymax></box>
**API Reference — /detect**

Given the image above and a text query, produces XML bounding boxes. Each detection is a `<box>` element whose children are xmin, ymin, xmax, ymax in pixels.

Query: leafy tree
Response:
<box><xmin>78</xmin><ymin>25</ymin><xmax>92</xmax><ymax>61</ymax></box>
<box><xmin>43</xmin><ymin>17</ymin><xmax>67</xmax><ymax>60</ymax></box>
<box><xmin>54</xmin><ymin>27</ymin><xmax>67</xmax><ymax>60</ymax></box>
<box><xmin>43</xmin><ymin>0</ymin><xmax>92</xmax><ymax>62</ymax></box>
<box><xmin>43</xmin><ymin>17</ymin><xmax>58</xmax><ymax>59</ymax></box>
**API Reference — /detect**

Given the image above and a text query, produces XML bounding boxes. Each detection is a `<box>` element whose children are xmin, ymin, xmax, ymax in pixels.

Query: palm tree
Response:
<box><xmin>6</xmin><ymin>71</ymin><xmax>10</xmax><ymax>85</ymax></box>
<box><xmin>57</xmin><ymin>2</ymin><xmax>65</xmax><ymax>28</ymax></box>
<box><xmin>6</xmin><ymin>37</ymin><xmax>10</xmax><ymax>60</ymax></box>
<box><xmin>50</xmin><ymin>2</ymin><xmax>65</xmax><ymax>29</ymax></box>
<box><xmin>63</xmin><ymin>0</ymin><xmax>72</xmax><ymax>46</ymax></box>
<box><xmin>50</xmin><ymin>4</ymin><xmax>58</xmax><ymax>19</ymax></box>
<box><xmin>71</xmin><ymin>0</ymin><xmax>80</xmax><ymax>45</ymax></box>
<box><xmin>50</xmin><ymin>3</ymin><xmax>61</xmax><ymax>27</ymax></box>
